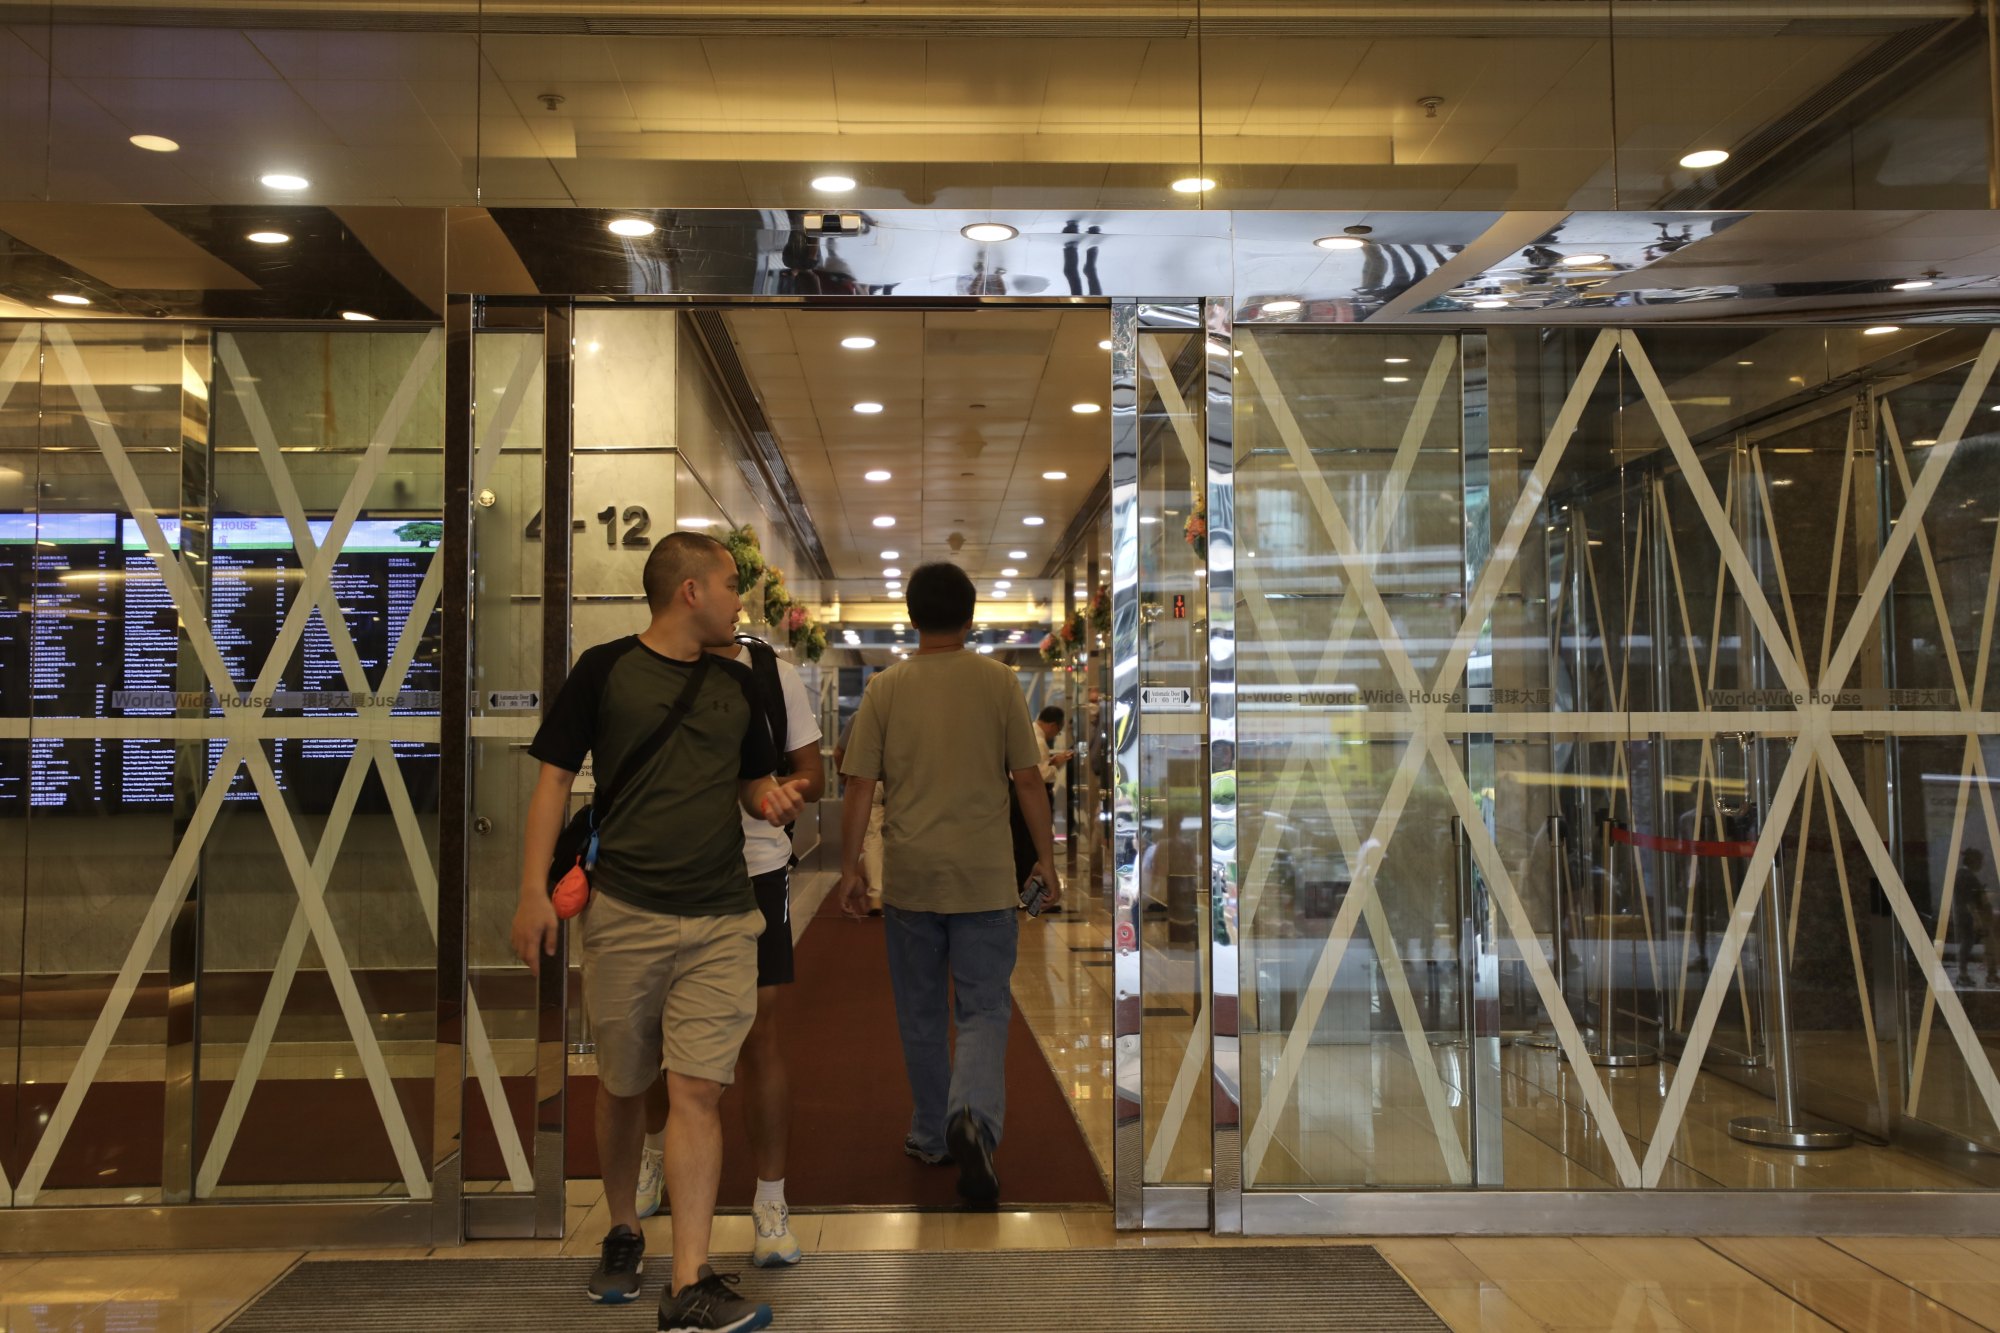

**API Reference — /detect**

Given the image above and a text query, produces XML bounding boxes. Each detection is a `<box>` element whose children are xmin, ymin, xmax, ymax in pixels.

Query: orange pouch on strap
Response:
<box><xmin>551</xmin><ymin>859</ymin><xmax>591</xmax><ymax>919</ymax></box>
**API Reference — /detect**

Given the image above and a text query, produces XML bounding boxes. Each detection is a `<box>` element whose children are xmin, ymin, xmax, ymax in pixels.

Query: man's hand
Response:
<box><xmin>1051</xmin><ymin>749</ymin><xmax>1076</xmax><ymax>765</ymax></box>
<box><xmin>510</xmin><ymin>894</ymin><xmax>560</xmax><ymax>976</ymax></box>
<box><xmin>1026</xmin><ymin>861</ymin><xmax>1065</xmax><ymax>909</ymax></box>
<box><xmin>837</xmin><ymin>866</ymin><xmax>873</xmax><ymax>917</ymax></box>
<box><xmin>759</xmin><ymin>775</ymin><xmax>812</xmax><ymax>827</ymax></box>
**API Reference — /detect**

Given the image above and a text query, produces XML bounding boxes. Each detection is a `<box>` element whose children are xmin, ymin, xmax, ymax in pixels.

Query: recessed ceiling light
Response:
<box><xmin>1680</xmin><ymin>149</ymin><xmax>1730</xmax><ymax>169</ymax></box>
<box><xmin>246</xmin><ymin>231</ymin><xmax>290</xmax><ymax>245</ymax></box>
<box><xmin>1892</xmin><ymin>279</ymin><xmax>1935</xmax><ymax>291</ymax></box>
<box><xmin>1042</xmin><ymin>471</ymin><xmax>1068</xmax><ymax>480</ymax></box>
<box><xmin>873</xmin><ymin>516</ymin><xmax>896</xmax><ymax>528</ymax></box>
<box><xmin>1313</xmin><ymin>235</ymin><xmax>1366</xmax><ymax>251</ymax></box>
<box><xmin>1560</xmin><ymin>253</ymin><xmax>1609</xmax><ymax>267</ymax></box>
<box><xmin>994</xmin><ymin>580</ymin><xmax>1012</xmax><ymax>590</ymax></box>
<box><xmin>129</xmin><ymin>134</ymin><xmax>179</xmax><ymax>152</ymax></box>
<box><xmin>1262</xmin><ymin>299</ymin><xmax>1302</xmax><ymax>314</ymax></box>
<box><xmin>1171</xmin><ymin>177</ymin><xmax>1215</xmax><ymax>193</ymax></box>
<box><xmin>880</xmin><ymin>550</ymin><xmax>899</xmax><ymax>560</ymax></box>
<box><xmin>340</xmin><ymin>311</ymin><xmax>375</xmax><ymax>322</ymax></box>
<box><xmin>864</xmin><ymin>468</ymin><xmax>892</xmax><ymax>481</ymax></box>
<box><xmin>1736</xmin><ymin>360</ymin><xmax>1754</xmax><ymax>366</ymax></box>
<box><xmin>1097</xmin><ymin>339</ymin><xmax>1113</xmax><ymax>351</ymax></box>
<box><xmin>841</xmin><ymin>335</ymin><xmax>876</xmax><ymax>349</ymax></box>
<box><xmin>1864</xmin><ymin>325</ymin><xmax>1900</xmax><ymax>336</ymax></box>
<box><xmin>49</xmin><ymin>293</ymin><xmax>90</xmax><ymax>306</ymax></box>
<box><xmin>962</xmin><ymin>222</ymin><xmax>1018</xmax><ymax>243</ymax></box>
<box><xmin>1008</xmin><ymin>549</ymin><xmax>1028</xmax><ymax>559</ymax></box>
<box><xmin>886</xmin><ymin>581</ymin><xmax>903</xmax><ymax>591</ymax></box>
<box><xmin>1140</xmin><ymin>516</ymin><xmax>1158</xmax><ymax>525</ymax></box>
<box><xmin>1384</xmin><ymin>357</ymin><xmax>1410</xmax><ymax>364</ymax></box>
<box><xmin>1022</xmin><ymin>516</ymin><xmax>1045</xmax><ymax>526</ymax></box>
<box><xmin>131</xmin><ymin>383</ymin><xmax>163</xmax><ymax>394</ymax></box>
<box><xmin>260</xmin><ymin>172</ymin><xmax>309</xmax><ymax>191</ymax></box>
<box><xmin>607</xmin><ymin>217</ymin><xmax>655</xmax><ymax>237</ymax></box>
<box><xmin>883</xmin><ymin>567</ymin><xmax>902</xmax><ymax>578</ymax></box>
<box><xmin>1471</xmin><ymin>298</ymin><xmax>1509</xmax><ymax>309</ymax></box>
<box><xmin>811</xmin><ymin>174</ymin><xmax>856</xmax><ymax>192</ymax></box>
<box><xmin>854</xmin><ymin>401</ymin><xmax>884</xmax><ymax>414</ymax></box>
<box><xmin>1002</xmin><ymin>567</ymin><xmax>1020</xmax><ymax>577</ymax></box>
<box><xmin>1071</xmin><ymin>402</ymin><xmax>1100</xmax><ymax>414</ymax></box>
<box><xmin>977</xmin><ymin>644</ymin><xmax>995</xmax><ymax>654</ymax></box>
<box><xmin>1383</xmin><ymin>376</ymin><xmax>1410</xmax><ymax>383</ymax></box>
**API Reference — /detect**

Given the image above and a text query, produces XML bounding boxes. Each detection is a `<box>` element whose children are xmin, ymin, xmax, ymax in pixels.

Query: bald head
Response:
<box><xmin>644</xmin><ymin>531</ymin><xmax>733</xmax><ymax>613</ymax></box>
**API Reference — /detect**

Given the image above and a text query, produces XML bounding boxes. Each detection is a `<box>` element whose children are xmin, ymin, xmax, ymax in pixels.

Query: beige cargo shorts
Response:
<box><xmin>579</xmin><ymin>891</ymin><xmax>764</xmax><ymax>1096</ymax></box>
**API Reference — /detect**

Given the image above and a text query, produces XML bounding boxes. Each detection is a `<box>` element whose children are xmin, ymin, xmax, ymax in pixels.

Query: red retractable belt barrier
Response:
<box><xmin>1607</xmin><ymin>826</ymin><xmax>1757</xmax><ymax>860</ymax></box>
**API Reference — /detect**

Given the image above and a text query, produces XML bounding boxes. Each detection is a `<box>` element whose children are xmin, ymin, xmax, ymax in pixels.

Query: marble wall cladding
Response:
<box><xmin>574</xmin><ymin>309</ymin><xmax>677</xmax><ymax>452</ymax></box>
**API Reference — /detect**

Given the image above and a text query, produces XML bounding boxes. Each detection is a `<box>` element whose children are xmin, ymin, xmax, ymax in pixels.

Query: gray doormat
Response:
<box><xmin>226</xmin><ymin>1248</ymin><xmax>1446</xmax><ymax>1331</ymax></box>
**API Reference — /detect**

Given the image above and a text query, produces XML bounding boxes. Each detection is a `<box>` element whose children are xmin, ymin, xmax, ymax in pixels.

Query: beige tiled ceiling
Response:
<box><xmin>0</xmin><ymin>18</ymin><xmax>1904</xmax><ymax>208</ymax></box>
<box><xmin>722</xmin><ymin>307</ymin><xmax>1109</xmax><ymax>604</ymax></box>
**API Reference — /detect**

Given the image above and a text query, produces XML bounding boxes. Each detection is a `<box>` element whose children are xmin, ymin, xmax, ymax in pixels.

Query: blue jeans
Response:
<box><xmin>882</xmin><ymin>905</ymin><xmax>1018</xmax><ymax>1156</ymax></box>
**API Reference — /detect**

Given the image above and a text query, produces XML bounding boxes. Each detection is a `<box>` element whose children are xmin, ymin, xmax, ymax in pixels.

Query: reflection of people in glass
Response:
<box><xmin>1952</xmin><ymin>848</ymin><xmax>1994</xmax><ymax>984</ymax></box>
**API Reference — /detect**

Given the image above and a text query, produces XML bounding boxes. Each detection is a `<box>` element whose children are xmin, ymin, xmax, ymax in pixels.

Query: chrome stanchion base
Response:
<box><xmin>1518</xmin><ymin>1029</ymin><xmax>1563</xmax><ymax>1050</ymax></box>
<box><xmin>1561</xmin><ymin>1042</ymin><xmax>1659</xmax><ymax>1068</ymax></box>
<box><xmin>1728</xmin><ymin>1114</ymin><xmax>1855</xmax><ymax>1150</ymax></box>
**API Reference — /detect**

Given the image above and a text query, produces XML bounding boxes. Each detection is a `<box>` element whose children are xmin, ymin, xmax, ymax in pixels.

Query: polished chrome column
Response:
<box><xmin>433</xmin><ymin>293</ymin><xmax>476</xmax><ymax>1244</ymax></box>
<box><xmin>1202</xmin><ymin>296</ymin><xmax>1241</xmax><ymax>1234</ymax></box>
<box><xmin>1108</xmin><ymin>298</ymin><xmax>1144</xmax><ymax>1230</ymax></box>
<box><xmin>535</xmin><ymin>301</ymin><xmax>576</xmax><ymax>1237</ymax></box>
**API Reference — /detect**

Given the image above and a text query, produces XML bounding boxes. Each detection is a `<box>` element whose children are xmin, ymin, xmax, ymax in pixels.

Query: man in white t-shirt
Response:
<box><xmin>637</xmin><ymin>635</ymin><xmax>823</xmax><ymax>1268</ymax></box>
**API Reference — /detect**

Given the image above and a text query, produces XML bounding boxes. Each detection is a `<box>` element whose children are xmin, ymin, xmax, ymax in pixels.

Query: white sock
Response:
<box><xmin>754</xmin><ymin>1177</ymin><xmax>786</xmax><ymax>1208</ymax></box>
<box><xmin>644</xmin><ymin>1130</ymin><xmax>664</xmax><ymax>1153</ymax></box>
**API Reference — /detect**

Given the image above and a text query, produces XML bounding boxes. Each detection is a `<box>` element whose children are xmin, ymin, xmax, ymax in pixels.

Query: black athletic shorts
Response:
<box><xmin>751</xmin><ymin>866</ymin><xmax>795</xmax><ymax>988</ymax></box>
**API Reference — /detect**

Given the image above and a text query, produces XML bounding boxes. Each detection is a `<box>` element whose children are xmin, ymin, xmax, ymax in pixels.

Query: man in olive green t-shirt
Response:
<box><xmin>838</xmin><ymin>562</ymin><xmax>1062</xmax><ymax>1205</ymax></box>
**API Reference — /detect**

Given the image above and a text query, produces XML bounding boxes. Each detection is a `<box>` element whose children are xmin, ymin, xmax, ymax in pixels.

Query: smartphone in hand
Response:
<box><xmin>1020</xmin><ymin>875</ymin><xmax>1049</xmax><ymax>917</ymax></box>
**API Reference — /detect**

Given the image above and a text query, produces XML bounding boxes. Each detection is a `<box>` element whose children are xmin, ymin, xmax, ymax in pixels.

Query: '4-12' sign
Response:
<box><xmin>522</xmin><ymin>505</ymin><xmax>652</xmax><ymax>548</ymax></box>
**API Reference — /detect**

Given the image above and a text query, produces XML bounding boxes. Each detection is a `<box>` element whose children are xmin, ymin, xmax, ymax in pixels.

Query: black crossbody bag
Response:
<box><xmin>547</xmin><ymin>653</ymin><xmax>711</xmax><ymax>915</ymax></box>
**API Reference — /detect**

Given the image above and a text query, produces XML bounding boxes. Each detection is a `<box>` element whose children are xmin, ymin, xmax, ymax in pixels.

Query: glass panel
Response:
<box><xmin>1233</xmin><ymin>328</ymin><xmax>1476</xmax><ymax>1190</ymax></box>
<box><xmin>1133</xmin><ymin>322</ymin><xmax>1210</xmax><ymax>1186</ymax></box>
<box><xmin>194</xmin><ymin>326</ymin><xmax>444</xmax><ymax>1200</ymax></box>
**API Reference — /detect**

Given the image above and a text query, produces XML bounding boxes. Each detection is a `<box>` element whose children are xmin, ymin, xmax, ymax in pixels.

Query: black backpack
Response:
<box><xmin>736</xmin><ymin>635</ymin><xmax>799</xmax><ymax>857</ymax></box>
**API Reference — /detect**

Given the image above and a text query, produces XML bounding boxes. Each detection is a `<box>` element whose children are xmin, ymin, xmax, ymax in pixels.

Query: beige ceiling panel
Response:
<box><xmin>73</xmin><ymin>77</ymin><xmax>340</xmax><ymax>149</ymax></box>
<box><xmin>50</xmin><ymin>25</ymin><xmax>277</xmax><ymax>80</ymax></box>
<box><xmin>551</xmin><ymin>158</ymin><xmax>750</xmax><ymax>206</ymax></box>
<box><xmin>1038</xmin><ymin>39</ymin><xmax>1188</xmax><ymax>130</ymax></box>
<box><xmin>479</xmin><ymin>33</ymin><xmax>623</xmax><ymax>83</ymax></box>
<box><xmin>723</xmin><ymin>312</ymin><xmax>793</xmax><ymax>354</ymax></box>
<box><xmin>290</xmin><ymin>81</ymin><xmax>454</xmax><ymax>149</ymax></box>
<box><xmin>249</xmin><ymin>30</ymin><xmax>475</xmax><ymax>83</ymax></box>
<box><xmin>0</xmin><ymin>203</ymin><xmax>255</xmax><ymax>290</ymax></box>
<box><xmin>698</xmin><ymin>38</ymin><xmax>837</xmax><ymax>121</ymax></box>
<box><xmin>918</xmin><ymin>41</ymin><xmax>1051</xmax><ymax>125</ymax></box>
<box><xmin>827</xmin><ymin>41</ymin><xmax>933</xmax><ymax>121</ymax></box>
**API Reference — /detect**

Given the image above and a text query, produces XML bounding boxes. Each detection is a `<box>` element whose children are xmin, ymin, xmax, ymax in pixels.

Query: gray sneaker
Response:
<box><xmin>587</xmin><ymin>1224</ymin><xmax>645</xmax><ymax>1304</ymax></box>
<box><xmin>903</xmin><ymin>1135</ymin><xmax>950</xmax><ymax>1166</ymax></box>
<box><xmin>657</xmin><ymin>1266</ymin><xmax>770</xmax><ymax>1332</ymax></box>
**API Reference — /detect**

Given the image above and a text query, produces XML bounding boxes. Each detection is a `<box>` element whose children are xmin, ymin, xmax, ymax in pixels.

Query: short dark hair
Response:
<box><xmin>906</xmin><ymin>562</ymin><xmax>975</xmax><ymax>633</ymax></box>
<box><xmin>1038</xmin><ymin>705</ymin><xmax>1065</xmax><ymax>726</ymax></box>
<box><xmin>643</xmin><ymin>531</ymin><xmax>731</xmax><ymax>612</ymax></box>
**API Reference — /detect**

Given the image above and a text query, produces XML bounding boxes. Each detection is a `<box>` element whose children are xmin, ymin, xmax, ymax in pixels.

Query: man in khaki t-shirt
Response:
<box><xmin>838</xmin><ymin>562</ymin><xmax>1061</xmax><ymax>1204</ymax></box>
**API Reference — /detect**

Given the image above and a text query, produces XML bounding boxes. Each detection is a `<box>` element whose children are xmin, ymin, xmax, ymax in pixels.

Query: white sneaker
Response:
<box><xmin>751</xmin><ymin>1198</ymin><xmax>802</xmax><ymax>1268</ymax></box>
<box><xmin>635</xmin><ymin>1144</ymin><xmax>665</xmax><ymax>1220</ymax></box>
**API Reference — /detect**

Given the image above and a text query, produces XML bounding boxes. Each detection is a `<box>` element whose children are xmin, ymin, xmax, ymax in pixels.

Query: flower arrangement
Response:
<box><xmin>800</xmin><ymin>622</ymin><xmax>827</xmax><ymax>663</ymax></box>
<box><xmin>1088</xmin><ymin>584</ymin><xmax>1112</xmax><ymax>637</ymax></box>
<box><xmin>761</xmin><ymin>565</ymin><xmax>792</xmax><ymax>626</ymax></box>
<box><xmin>1184</xmin><ymin>500</ymin><xmax>1207</xmax><ymax>561</ymax></box>
<box><xmin>1041</xmin><ymin>610</ymin><xmax>1089</xmax><ymax>667</ymax></box>
<box><xmin>723</xmin><ymin>524</ymin><xmax>765</xmax><ymax>595</ymax></box>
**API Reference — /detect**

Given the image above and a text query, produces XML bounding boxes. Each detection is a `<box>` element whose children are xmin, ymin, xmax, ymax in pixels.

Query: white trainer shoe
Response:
<box><xmin>635</xmin><ymin>1144</ymin><xmax>666</xmax><ymax>1220</ymax></box>
<box><xmin>751</xmin><ymin>1198</ymin><xmax>802</xmax><ymax>1268</ymax></box>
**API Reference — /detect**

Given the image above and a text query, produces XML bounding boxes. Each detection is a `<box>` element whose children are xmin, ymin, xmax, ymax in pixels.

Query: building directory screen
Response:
<box><xmin>0</xmin><ymin>512</ymin><xmax>442</xmax><ymax>816</ymax></box>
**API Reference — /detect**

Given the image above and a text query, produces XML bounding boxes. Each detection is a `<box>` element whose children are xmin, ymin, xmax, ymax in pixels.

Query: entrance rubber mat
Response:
<box><xmin>225</xmin><ymin>1247</ymin><xmax>1446</xmax><ymax>1330</ymax></box>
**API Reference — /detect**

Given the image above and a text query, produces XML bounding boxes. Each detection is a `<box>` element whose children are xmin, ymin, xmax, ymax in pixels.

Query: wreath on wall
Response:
<box><xmin>1184</xmin><ymin>500</ymin><xmax>1207</xmax><ymax>562</ymax></box>
<box><xmin>1088</xmin><ymin>584</ymin><xmax>1112</xmax><ymax>638</ymax></box>
<box><xmin>1040</xmin><ymin>609</ymin><xmax>1089</xmax><ymax>667</ymax></box>
<box><xmin>724</xmin><ymin>522</ymin><xmax>827</xmax><ymax>662</ymax></box>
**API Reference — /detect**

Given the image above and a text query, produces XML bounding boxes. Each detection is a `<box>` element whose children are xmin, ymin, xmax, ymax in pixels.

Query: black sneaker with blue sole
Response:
<box><xmin>658</xmin><ymin>1266</ymin><xmax>771</xmax><ymax>1332</ymax></box>
<box><xmin>947</xmin><ymin>1108</ymin><xmax>1000</xmax><ymax>1206</ymax></box>
<box><xmin>588</xmin><ymin>1224</ymin><xmax>645</xmax><ymax>1304</ymax></box>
